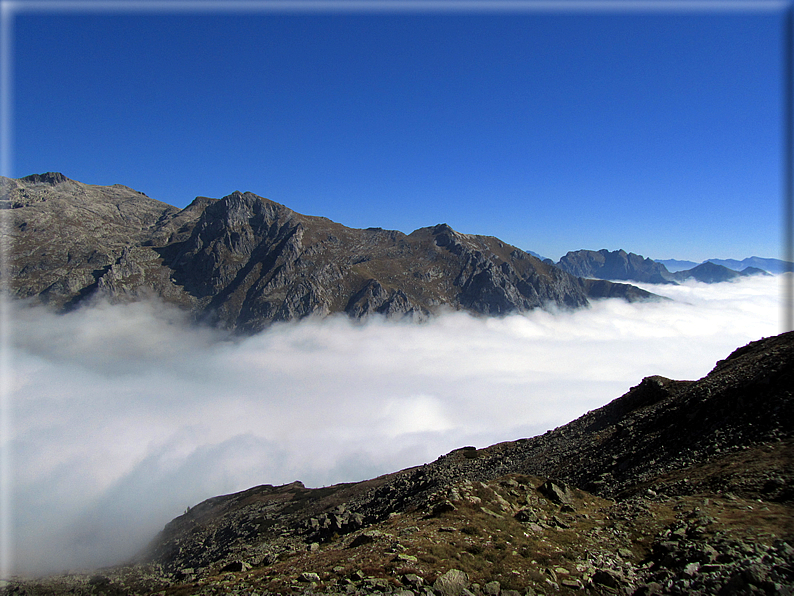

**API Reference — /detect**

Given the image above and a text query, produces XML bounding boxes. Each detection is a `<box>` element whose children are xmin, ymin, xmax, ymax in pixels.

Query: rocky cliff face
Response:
<box><xmin>3</xmin><ymin>174</ymin><xmax>657</xmax><ymax>331</ymax></box>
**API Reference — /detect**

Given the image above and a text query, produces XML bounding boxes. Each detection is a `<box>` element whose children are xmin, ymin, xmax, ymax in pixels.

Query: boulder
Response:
<box><xmin>537</xmin><ymin>480</ymin><xmax>572</xmax><ymax>505</ymax></box>
<box><xmin>433</xmin><ymin>569</ymin><xmax>470</xmax><ymax>596</ymax></box>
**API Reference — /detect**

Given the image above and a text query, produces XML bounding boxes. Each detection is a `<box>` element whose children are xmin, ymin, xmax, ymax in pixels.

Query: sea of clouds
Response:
<box><xmin>2</xmin><ymin>274</ymin><xmax>785</xmax><ymax>576</ymax></box>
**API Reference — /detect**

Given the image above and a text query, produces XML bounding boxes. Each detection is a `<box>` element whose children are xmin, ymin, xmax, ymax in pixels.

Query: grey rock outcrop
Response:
<box><xmin>433</xmin><ymin>569</ymin><xmax>470</xmax><ymax>596</ymax></box>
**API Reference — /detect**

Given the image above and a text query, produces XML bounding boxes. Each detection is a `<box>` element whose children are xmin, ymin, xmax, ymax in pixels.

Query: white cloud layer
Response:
<box><xmin>2</xmin><ymin>275</ymin><xmax>785</xmax><ymax>576</ymax></box>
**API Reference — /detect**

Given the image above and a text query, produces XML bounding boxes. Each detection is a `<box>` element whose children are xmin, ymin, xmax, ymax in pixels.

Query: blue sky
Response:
<box><xmin>5</xmin><ymin>1</ymin><xmax>788</xmax><ymax>262</ymax></box>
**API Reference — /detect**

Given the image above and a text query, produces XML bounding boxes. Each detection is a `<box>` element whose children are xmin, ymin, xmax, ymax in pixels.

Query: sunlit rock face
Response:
<box><xmin>3</xmin><ymin>172</ymin><xmax>656</xmax><ymax>331</ymax></box>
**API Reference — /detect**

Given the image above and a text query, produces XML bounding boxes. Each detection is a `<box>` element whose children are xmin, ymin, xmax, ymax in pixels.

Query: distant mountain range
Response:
<box><xmin>657</xmin><ymin>256</ymin><xmax>791</xmax><ymax>274</ymax></box>
<box><xmin>2</xmin><ymin>173</ymin><xmax>655</xmax><ymax>332</ymax></box>
<box><xmin>556</xmin><ymin>249</ymin><xmax>775</xmax><ymax>285</ymax></box>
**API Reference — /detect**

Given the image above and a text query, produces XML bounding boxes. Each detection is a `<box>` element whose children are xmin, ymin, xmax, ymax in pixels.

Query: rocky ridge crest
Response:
<box><xmin>3</xmin><ymin>173</ymin><xmax>656</xmax><ymax>331</ymax></box>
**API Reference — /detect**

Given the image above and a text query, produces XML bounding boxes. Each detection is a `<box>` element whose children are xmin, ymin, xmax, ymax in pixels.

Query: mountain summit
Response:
<box><xmin>3</xmin><ymin>173</ymin><xmax>654</xmax><ymax>331</ymax></box>
<box><xmin>557</xmin><ymin>249</ymin><xmax>676</xmax><ymax>284</ymax></box>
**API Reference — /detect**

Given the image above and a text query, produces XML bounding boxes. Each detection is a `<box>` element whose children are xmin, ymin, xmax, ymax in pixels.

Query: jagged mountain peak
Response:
<box><xmin>202</xmin><ymin>190</ymin><xmax>297</xmax><ymax>227</ymax></box>
<box><xmin>183</xmin><ymin>196</ymin><xmax>219</xmax><ymax>210</ymax></box>
<box><xmin>20</xmin><ymin>171</ymin><xmax>71</xmax><ymax>185</ymax></box>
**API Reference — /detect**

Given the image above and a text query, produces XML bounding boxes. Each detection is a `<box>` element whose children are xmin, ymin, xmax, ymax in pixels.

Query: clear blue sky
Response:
<box><xmin>5</xmin><ymin>1</ymin><xmax>787</xmax><ymax>262</ymax></box>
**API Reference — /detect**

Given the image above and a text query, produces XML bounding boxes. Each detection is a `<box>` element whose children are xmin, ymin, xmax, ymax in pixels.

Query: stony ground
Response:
<box><xmin>5</xmin><ymin>441</ymin><xmax>792</xmax><ymax>595</ymax></box>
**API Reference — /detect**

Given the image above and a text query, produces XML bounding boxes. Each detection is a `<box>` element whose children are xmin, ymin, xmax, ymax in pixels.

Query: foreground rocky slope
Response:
<box><xmin>10</xmin><ymin>332</ymin><xmax>793</xmax><ymax>595</ymax></box>
<box><xmin>2</xmin><ymin>173</ymin><xmax>655</xmax><ymax>331</ymax></box>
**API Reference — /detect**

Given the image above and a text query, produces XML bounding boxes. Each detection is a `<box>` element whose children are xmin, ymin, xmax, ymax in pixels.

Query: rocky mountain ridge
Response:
<box><xmin>556</xmin><ymin>250</ymin><xmax>676</xmax><ymax>285</ymax></box>
<box><xmin>1</xmin><ymin>173</ymin><xmax>658</xmax><ymax>332</ymax></box>
<box><xmin>9</xmin><ymin>331</ymin><xmax>793</xmax><ymax>595</ymax></box>
<box><xmin>556</xmin><ymin>249</ymin><xmax>771</xmax><ymax>285</ymax></box>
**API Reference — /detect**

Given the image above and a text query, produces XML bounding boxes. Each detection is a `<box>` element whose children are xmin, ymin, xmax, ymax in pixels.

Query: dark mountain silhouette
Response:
<box><xmin>3</xmin><ymin>173</ymin><xmax>656</xmax><ymax>331</ymax></box>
